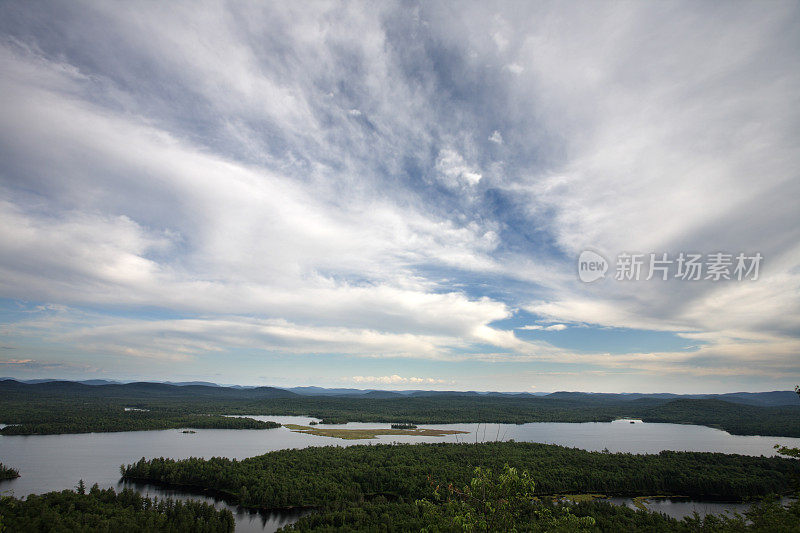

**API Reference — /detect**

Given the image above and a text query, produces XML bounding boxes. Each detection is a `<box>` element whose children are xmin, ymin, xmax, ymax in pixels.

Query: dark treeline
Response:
<box><xmin>0</xmin><ymin>484</ymin><xmax>233</xmax><ymax>532</ymax></box>
<box><xmin>0</xmin><ymin>379</ymin><xmax>294</xmax><ymax>400</ymax></box>
<box><xmin>3</xmin><ymin>380</ymin><xmax>799</xmax><ymax>437</ymax></box>
<box><xmin>122</xmin><ymin>441</ymin><xmax>800</xmax><ymax>510</ymax></box>
<box><xmin>0</xmin><ymin>408</ymin><xmax>279</xmax><ymax>435</ymax></box>
<box><xmin>0</xmin><ymin>462</ymin><xmax>20</xmax><ymax>480</ymax></box>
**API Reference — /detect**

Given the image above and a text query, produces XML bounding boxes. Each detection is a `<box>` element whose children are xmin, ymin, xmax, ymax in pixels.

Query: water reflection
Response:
<box><xmin>120</xmin><ymin>481</ymin><xmax>311</xmax><ymax>533</ymax></box>
<box><xmin>602</xmin><ymin>496</ymin><xmax>794</xmax><ymax>520</ymax></box>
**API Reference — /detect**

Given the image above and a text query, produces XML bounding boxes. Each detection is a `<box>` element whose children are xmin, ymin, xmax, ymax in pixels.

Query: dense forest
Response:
<box><xmin>0</xmin><ymin>462</ymin><xmax>19</xmax><ymax>480</ymax></box>
<box><xmin>642</xmin><ymin>398</ymin><xmax>800</xmax><ymax>437</ymax></box>
<box><xmin>121</xmin><ymin>441</ymin><xmax>800</xmax><ymax>510</ymax></box>
<box><xmin>283</xmin><ymin>465</ymin><xmax>800</xmax><ymax>532</ymax></box>
<box><xmin>2</xmin><ymin>380</ymin><xmax>799</xmax><ymax>437</ymax></box>
<box><xmin>0</xmin><ymin>484</ymin><xmax>233</xmax><ymax>532</ymax></box>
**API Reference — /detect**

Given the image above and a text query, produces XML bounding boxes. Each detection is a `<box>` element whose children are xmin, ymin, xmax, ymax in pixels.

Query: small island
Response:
<box><xmin>319</xmin><ymin>418</ymin><xmax>347</xmax><ymax>424</ymax></box>
<box><xmin>391</xmin><ymin>423</ymin><xmax>418</xmax><ymax>429</ymax></box>
<box><xmin>284</xmin><ymin>424</ymin><xmax>467</xmax><ymax>440</ymax></box>
<box><xmin>0</xmin><ymin>462</ymin><xmax>20</xmax><ymax>480</ymax></box>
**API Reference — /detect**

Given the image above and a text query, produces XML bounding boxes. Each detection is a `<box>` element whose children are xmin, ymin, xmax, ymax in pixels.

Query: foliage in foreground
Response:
<box><xmin>0</xmin><ymin>484</ymin><xmax>233</xmax><ymax>533</ymax></box>
<box><xmin>417</xmin><ymin>464</ymin><xmax>596</xmax><ymax>532</ymax></box>
<box><xmin>283</xmin><ymin>495</ymin><xmax>800</xmax><ymax>532</ymax></box>
<box><xmin>281</xmin><ymin>464</ymin><xmax>800</xmax><ymax>532</ymax></box>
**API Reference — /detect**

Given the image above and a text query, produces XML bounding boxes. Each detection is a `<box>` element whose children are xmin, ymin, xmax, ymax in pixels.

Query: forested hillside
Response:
<box><xmin>643</xmin><ymin>398</ymin><xmax>800</xmax><ymax>437</ymax></box>
<box><xmin>3</xmin><ymin>380</ymin><xmax>799</xmax><ymax>437</ymax></box>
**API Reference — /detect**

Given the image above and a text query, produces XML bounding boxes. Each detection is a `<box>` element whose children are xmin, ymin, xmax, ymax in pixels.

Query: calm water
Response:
<box><xmin>1</xmin><ymin>416</ymin><xmax>798</xmax><ymax>531</ymax></box>
<box><xmin>604</xmin><ymin>496</ymin><xmax>751</xmax><ymax>519</ymax></box>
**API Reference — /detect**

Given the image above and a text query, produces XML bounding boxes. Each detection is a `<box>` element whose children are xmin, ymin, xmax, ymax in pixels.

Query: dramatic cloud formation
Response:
<box><xmin>0</xmin><ymin>1</ymin><xmax>798</xmax><ymax>391</ymax></box>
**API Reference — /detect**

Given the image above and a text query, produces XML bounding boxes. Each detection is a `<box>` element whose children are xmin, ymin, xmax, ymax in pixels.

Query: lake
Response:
<box><xmin>1</xmin><ymin>416</ymin><xmax>798</xmax><ymax>531</ymax></box>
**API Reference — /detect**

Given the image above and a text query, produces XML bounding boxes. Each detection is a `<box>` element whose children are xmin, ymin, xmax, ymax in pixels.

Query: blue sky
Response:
<box><xmin>0</xmin><ymin>1</ymin><xmax>798</xmax><ymax>392</ymax></box>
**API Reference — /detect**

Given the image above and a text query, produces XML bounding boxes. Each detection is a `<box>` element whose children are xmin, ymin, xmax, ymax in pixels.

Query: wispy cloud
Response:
<box><xmin>518</xmin><ymin>324</ymin><xmax>568</xmax><ymax>332</ymax></box>
<box><xmin>351</xmin><ymin>375</ymin><xmax>448</xmax><ymax>385</ymax></box>
<box><xmin>0</xmin><ymin>1</ymin><xmax>797</xmax><ymax>391</ymax></box>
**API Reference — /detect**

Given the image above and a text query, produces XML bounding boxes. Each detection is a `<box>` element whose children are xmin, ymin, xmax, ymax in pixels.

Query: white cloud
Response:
<box><xmin>352</xmin><ymin>375</ymin><xmax>447</xmax><ymax>385</ymax></box>
<box><xmin>517</xmin><ymin>324</ymin><xmax>567</xmax><ymax>331</ymax></box>
<box><xmin>0</xmin><ymin>1</ymin><xmax>797</xmax><ymax>390</ymax></box>
<box><xmin>2</xmin><ymin>305</ymin><xmax>516</xmax><ymax>362</ymax></box>
<box><xmin>435</xmin><ymin>149</ymin><xmax>483</xmax><ymax>187</ymax></box>
<box><xmin>0</xmin><ymin>41</ymin><xmax>513</xmax><ymax>347</ymax></box>
<box><xmin>489</xmin><ymin>2</ymin><xmax>800</xmax><ymax>382</ymax></box>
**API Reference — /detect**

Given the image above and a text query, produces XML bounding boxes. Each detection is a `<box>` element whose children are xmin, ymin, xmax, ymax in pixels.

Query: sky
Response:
<box><xmin>0</xmin><ymin>1</ymin><xmax>798</xmax><ymax>393</ymax></box>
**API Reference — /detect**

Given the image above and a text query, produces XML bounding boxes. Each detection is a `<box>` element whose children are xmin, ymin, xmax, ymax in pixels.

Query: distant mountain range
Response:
<box><xmin>536</xmin><ymin>390</ymin><xmax>800</xmax><ymax>407</ymax></box>
<box><xmin>0</xmin><ymin>378</ymin><xmax>227</xmax><ymax>387</ymax></box>
<box><xmin>0</xmin><ymin>377</ymin><xmax>797</xmax><ymax>406</ymax></box>
<box><xmin>0</xmin><ymin>379</ymin><xmax>295</xmax><ymax>399</ymax></box>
